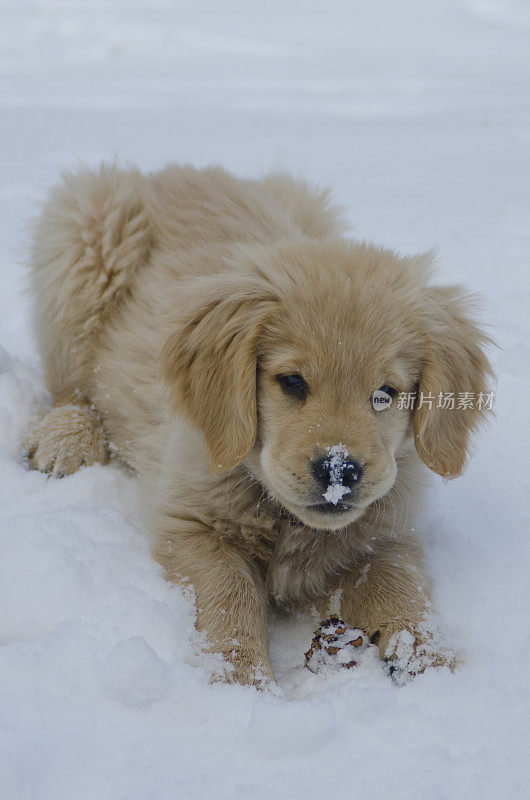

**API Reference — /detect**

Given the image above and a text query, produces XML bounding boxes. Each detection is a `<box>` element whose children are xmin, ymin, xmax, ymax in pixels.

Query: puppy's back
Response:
<box><xmin>143</xmin><ymin>164</ymin><xmax>345</xmax><ymax>257</ymax></box>
<box><xmin>29</xmin><ymin>161</ymin><xmax>343</xmax><ymax>402</ymax></box>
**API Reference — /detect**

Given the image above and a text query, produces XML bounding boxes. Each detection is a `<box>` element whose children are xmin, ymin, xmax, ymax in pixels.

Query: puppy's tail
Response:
<box><xmin>30</xmin><ymin>162</ymin><xmax>152</xmax><ymax>394</ymax></box>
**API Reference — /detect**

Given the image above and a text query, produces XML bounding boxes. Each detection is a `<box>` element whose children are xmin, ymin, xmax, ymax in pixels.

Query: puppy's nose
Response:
<box><xmin>311</xmin><ymin>455</ymin><xmax>364</xmax><ymax>490</ymax></box>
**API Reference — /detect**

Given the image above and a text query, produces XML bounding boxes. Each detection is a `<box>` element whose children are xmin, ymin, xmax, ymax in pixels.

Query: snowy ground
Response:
<box><xmin>1</xmin><ymin>1</ymin><xmax>529</xmax><ymax>798</ymax></box>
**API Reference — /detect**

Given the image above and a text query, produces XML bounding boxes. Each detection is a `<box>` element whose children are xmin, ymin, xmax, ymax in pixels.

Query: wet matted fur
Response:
<box><xmin>24</xmin><ymin>163</ymin><xmax>493</xmax><ymax>685</ymax></box>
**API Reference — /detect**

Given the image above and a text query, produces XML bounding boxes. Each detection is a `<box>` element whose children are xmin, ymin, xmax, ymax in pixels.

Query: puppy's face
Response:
<box><xmin>162</xmin><ymin>239</ymin><xmax>492</xmax><ymax>531</ymax></box>
<box><xmin>248</xmin><ymin>325</ymin><xmax>417</xmax><ymax>530</ymax></box>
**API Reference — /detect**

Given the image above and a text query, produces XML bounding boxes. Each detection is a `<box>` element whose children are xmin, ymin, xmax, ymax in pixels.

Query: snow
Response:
<box><xmin>322</xmin><ymin>443</ymin><xmax>353</xmax><ymax>505</ymax></box>
<box><xmin>1</xmin><ymin>1</ymin><xmax>529</xmax><ymax>798</ymax></box>
<box><xmin>322</xmin><ymin>482</ymin><xmax>349</xmax><ymax>505</ymax></box>
<box><xmin>246</xmin><ymin>697</ymin><xmax>337</xmax><ymax>759</ymax></box>
<box><xmin>101</xmin><ymin>637</ymin><xmax>172</xmax><ymax>708</ymax></box>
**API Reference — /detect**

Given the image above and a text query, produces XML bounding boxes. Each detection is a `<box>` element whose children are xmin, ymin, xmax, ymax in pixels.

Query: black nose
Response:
<box><xmin>311</xmin><ymin>455</ymin><xmax>364</xmax><ymax>491</ymax></box>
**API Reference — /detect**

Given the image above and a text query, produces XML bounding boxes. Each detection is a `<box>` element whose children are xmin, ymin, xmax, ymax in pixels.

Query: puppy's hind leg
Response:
<box><xmin>24</xmin><ymin>163</ymin><xmax>150</xmax><ymax>477</ymax></box>
<box><xmin>23</xmin><ymin>400</ymin><xmax>108</xmax><ymax>477</ymax></box>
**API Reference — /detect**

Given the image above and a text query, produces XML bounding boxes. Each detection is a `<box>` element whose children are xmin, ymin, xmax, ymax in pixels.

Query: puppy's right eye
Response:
<box><xmin>277</xmin><ymin>374</ymin><xmax>308</xmax><ymax>400</ymax></box>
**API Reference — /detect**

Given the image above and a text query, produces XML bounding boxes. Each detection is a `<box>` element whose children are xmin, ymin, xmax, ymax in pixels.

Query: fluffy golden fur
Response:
<box><xmin>24</xmin><ymin>163</ymin><xmax>492</xmax><ymax>685</ymax></box>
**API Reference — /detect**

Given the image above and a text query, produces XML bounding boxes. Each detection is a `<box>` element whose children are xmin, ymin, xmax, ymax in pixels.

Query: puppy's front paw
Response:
<box><xmin>304</xmin><ymin>616</ymin><xmax>369</xmax><ymax>673</ymax></box>
<box><xmin>378</xmin><ymin>625</ymin><xmax>458</xmax><ymax>685</ymax></box>
<box><xmin>212</xmin><ymin>646</ymin><xmax>274</xmax><ymax>688</ymax></box>
<box><xmin>23</xmin><ymin>404</ymin><xmax>108</xmax><ymax>477</ymax></box>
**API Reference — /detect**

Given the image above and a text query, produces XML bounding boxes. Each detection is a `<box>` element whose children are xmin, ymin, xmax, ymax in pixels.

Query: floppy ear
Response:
<box><xmin>414</xmin><ymin>286</ymin><xmax>494</xmax><ymax>478</ymax></box>
<box><xmin>160</xmin><ymin>274</ymin><xmax>277</xmax><ymax>474</ymax></box>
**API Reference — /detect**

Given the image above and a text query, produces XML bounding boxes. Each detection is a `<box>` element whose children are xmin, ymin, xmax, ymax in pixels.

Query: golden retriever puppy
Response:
<box><xmin>24</xmin><ymin>163</ymin><xmax>492</xmax><ymax>685</ymax></box>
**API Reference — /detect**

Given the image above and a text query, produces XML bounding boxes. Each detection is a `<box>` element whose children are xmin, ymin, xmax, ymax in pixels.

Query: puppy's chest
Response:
<box><xmin>267</xmin><ymin>520</ymin><xmax>368</xmax><ymax>610</ymax></box>
<box><xmin>219</xmin><ymin>509</ymin><xmax>366</xmax><ymax>609</ymax></box>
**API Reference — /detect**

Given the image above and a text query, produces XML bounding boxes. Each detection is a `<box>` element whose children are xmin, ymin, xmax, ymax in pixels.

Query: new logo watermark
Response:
<box><xmin>372</xmin><ymin>390</ymin><xmax>495</xmax><ymax>412</ymax></box>
<box><xmin>372</xmin><ymin>388</ymin><xmax>393</xmax><ymax>411</ymax></box>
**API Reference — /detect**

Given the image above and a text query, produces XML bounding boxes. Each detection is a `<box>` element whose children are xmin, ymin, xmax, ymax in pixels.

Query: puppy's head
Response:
<box><xmin>161</xmin><ymin>239</ymin><xmax>493</xmax><ymax>530</ymax></box>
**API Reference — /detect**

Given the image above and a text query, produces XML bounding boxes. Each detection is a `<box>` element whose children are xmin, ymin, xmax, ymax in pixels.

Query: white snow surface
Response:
<box><xmin>1</xmin><ymin>2</ymin><xmax>529</xmax><ymax>798</ymax></box>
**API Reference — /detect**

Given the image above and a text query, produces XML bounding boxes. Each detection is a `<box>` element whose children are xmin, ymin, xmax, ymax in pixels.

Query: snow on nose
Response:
<box><xmin>322</xmin><ymin>444</ymin><xmax>353</xmax><ymax>505</ymax></box>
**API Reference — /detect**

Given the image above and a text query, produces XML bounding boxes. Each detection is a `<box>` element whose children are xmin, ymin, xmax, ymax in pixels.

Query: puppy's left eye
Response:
<box><xmin>277</xmin><ymin>373</ymin><xmax>308</xmax><ymax>400</ymax></box>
